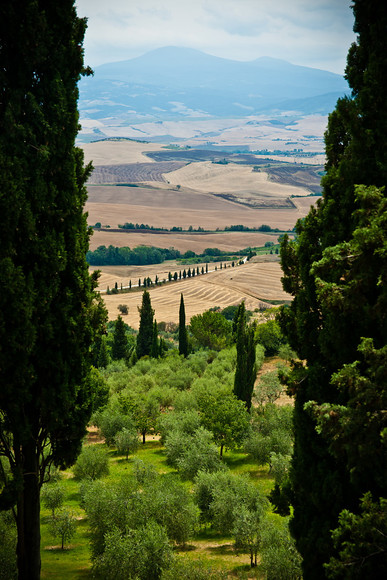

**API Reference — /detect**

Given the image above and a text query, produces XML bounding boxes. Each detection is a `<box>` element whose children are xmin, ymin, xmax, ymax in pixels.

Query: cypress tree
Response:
<box><xmin>279</xmin><ymin>2</ymin><xmax>387</xmax><ymax>576</ymax></box>
<box><xmin>0</xmin><ymin>2</ymin><xmax>106</xmax><ymax>577</ymax></box>
<box><xmin>179</xmin><ymin>293</ymin><xmax>188</xmax><ymax>357</ymax></box>
<box><xmin>136</xmin><ymin>290</ymin><xmax>154</xmax><ymax>359</ymax></box>
<box><xmin>112</xmin><ymin>316</ymin><xmax>128</xmax><ymax>361</ymax></box>
<box><xmin>151</xmin><ymin>320</ymin><xmax>159</xmax><ymax>358</ymax></box>
<box><xmin>97</xmin><ymin>336</ymin><xmax>110</xmax><ymax>368</ymax></box>
<box><xmin>233</xmin><ymin>302</ymin><xmax>256</xmax><ymax>411</ymax></box>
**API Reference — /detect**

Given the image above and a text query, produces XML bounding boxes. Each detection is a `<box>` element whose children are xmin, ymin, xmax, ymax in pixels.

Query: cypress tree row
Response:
<box><xmin>136</xmin><ymin>290</ymin><xmax>155</xmax><ymax>359</ymax></box>
<box><xmin>279</xmin><ymin>1</ymin><xmax>387</xmax><ymax>577</ymax></box>
<box><xmin>178</xmin><ymin>293</ymin><xmax>188</xmax><ymax>357</ymax></box>
<box><xmin>0</xmin><ymin>2</ymin><xmax>106</xmax><ymax>577</ymax></box>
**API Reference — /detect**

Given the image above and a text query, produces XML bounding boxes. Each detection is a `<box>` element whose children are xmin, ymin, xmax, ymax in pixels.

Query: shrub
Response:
<box><xmin>41</xmin><ymin>483</ymin><xmax>65</xmax><ymax>517</ymax></box>
<box><xmin>115</xmin><ymin>427</ymin><xmax>140</xmax><ymax>459</ymax></box>
<box><xmin>73</xmin><ymin>445</ymin><xmax>109</xmax><ymax>481</ymax></box>
<box><xmin>48</xmin><ymin>509</ymin><xmax>77</xmax><ymax>550</ymax></box>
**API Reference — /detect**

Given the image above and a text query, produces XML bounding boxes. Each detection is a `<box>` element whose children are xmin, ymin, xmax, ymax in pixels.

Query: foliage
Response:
<box><xmin>157</xmin><ymin>409</ymin><xmax>201</xmax><ymax>445</ymax></box>
<box><xmin>73</xmin><ymin>445</ymin><xmax>109</xmax><ymax>481</ymax></box>
<box><xmin>233</xmin><ymin>505</ymin><xmax>263</xmax><ymax>567</ymax></box>
<box><xmin>197</xmin><ymin>390</ymin><xmax>250</xmax><ymax>457</ymax></box>
<box><xmin>244</xmin><ymin>405</ymin><xmax>293</xmax><ymax>467</ymax></box>
<box><xmin>41</xmin><ymin>483</ymin><xmax>64</xmax><ymax>517</ymax></box>
<box><xmin>114</xmin><ymin>428</ymin><xmax>140</xmax><ymax>459</ymax></box>
<box><xmin>278</xmin><ymin>0</ymin><xmax>387</xmax><ymax>574</ymax></box>
<box><xmin>0</xmin><ymin>511</ymin><xmax>17</xmax><ymax>579</ymax></box>
<box><xmin>112</xmin><ymin>315</ymin><xmax>130</xmax><ymax>361</ymax></box>
<box><xmin>47</xmin><ymin>509</ymin><xmax>77</xmax><ymax>550</ymax></box>
<box><xmin>254</xmin><ymin>319</ymin><xmax>285</xmax><ymax>356</ymax></box>
<box><xmin>179</xmin><ymin>294</ymin><xmax>188</xmax><ymax>357</ymax></box>
<box><xmin>165</xmin><ymin>427</ymin><xmax>225</xmax><ymax>479</ymax></box>
<box><xmin>93</xmin><ymin>407</ymin><xmax>135</xmax><ymax>446</ymax></box>
<box><xmin>190</xmin><ymin>310</ymin><xmax>232</xmax><ymax>351</ymax></box>
<box><xmin>136</xmin><ymin>290</ymin><xmax>155</xmax><ymax>359</ymax></box>
<box><xmin>87</xmin><ymin>244</ymin><xmax>180</xmax><ymax>266</ymax></box>
<box><xmin>259</xmin><ymin>519</ymin><xmax>302</xmax><ymax>579</ymax></box>
<box><xmin>194</xmin><ymin>470</ymin><xmax>267</xmax><ymax>534</ymax></box>
<box><xmin>324</xmin><ymin>493</ymin><xmax>387</xmax><ymax>579</ymax></box>
<box><xmin>233</xmin><ymin>302</ymin><xmax>257</xmax><ymax>411</ymax></box>
<box><xmin>0</xmin><ymin>2</ymin><xmax>107</xmax><ymax>575</ymax></box>
<box><xmin>254</xmin><ymin>369</ymin><xmax>285</xmax><ymax>406</ymax></box>
<box><xmin>92</xmin><ymin>522</ymin><xmax>173</xmax><ymax>580</ymax></box>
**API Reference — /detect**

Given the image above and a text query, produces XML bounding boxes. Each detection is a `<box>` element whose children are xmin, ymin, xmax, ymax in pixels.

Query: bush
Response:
<box><xmin>48</xmin><ymin>509</ymin><xmax>77</xmax><ymax>550</ymax></box>
<box><xmin>73</xmin><ymin>445</ymin><xmax>109</xmax><ymax>481</ymax></box>
<box><xmin>115</xmin><ymin>427</ymin><xmax>140</xmax><ymax>459</ymax></box>
<box><xmin>41</xmin><ymin>483</ymin><xmax>64</xmax><ymax>516</ymax></box>
<box><xmin>92</xmin><ymin>522</ymin><xmax>173</xmax><ymax>580</ymax></box>
<box><xmin>93</xmin><ymin>407</ymin><xmax>135</xmax><ymax>446</ymax></box>
<box><xmin>117</xmin><ymin>304</ymin><xmax>128</xmax><ymax>315</ymax></box>
<box><xmin>0</xmin><ymin>511</ymin><xmax>17</xmax><ymax>579</ymax></box>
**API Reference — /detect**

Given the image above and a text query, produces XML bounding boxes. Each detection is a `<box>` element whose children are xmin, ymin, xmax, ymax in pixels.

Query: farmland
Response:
<box><xmin>82</xmin><ymin>139</ymin><xmax>320</xmax><ymax>321</ymax></box>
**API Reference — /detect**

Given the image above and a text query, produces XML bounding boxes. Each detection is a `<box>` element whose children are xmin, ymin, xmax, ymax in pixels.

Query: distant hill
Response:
<box><xmin>79</xmin><ymin>46</ymin><xmax>349</xmax><ymax>123</ymax></box>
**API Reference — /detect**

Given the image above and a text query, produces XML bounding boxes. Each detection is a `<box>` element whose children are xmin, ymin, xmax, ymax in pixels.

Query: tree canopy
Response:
<box><xmin>278</xmin><ymin>1</ymin><xmax>387</xmax><ymax>577</ymax></box>
<box><xmin>0</xmin><ymin>2</ymin><xmax>106</xmax><ymax>577</ymax></box>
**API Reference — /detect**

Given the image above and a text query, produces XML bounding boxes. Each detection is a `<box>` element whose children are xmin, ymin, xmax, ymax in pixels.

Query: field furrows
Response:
<box><xmin>98</xmin><ymin>259</ymin><xmax>289</xmax><ymax>326</ymax></box>
<box><xmin>88</xmin><ymin>162</ymin><xmax>187</xmax><ymax>184</ymax></box>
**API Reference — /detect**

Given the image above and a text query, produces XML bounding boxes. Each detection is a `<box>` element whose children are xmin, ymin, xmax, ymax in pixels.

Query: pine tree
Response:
<box><xmin>233</xmin><ymin>302</ymin><xmax>256</xmax><ymax>411</ymax></box>
<box><xmin>279</xmin><ymin>2</ymin><xmax>387</xmax><ymax>577</ymax></box>
<box><xmin>179</xmin><ymin>293</ymin><xmax>188</xmax><ymax>357</ymax></box>
<box><xmin>112</xmin><ymin>316</ymin><xmax>128</xmax><ymax>361</ymax></box>
<box><xmin>136</xmin><ymin>290</ymin><xmax>154</xmax><ymax>359</ymax></box>
<box><xmin>0</xmin><ymin>2</ymin><xmax>106</xmax><ymax>577</ymax></box>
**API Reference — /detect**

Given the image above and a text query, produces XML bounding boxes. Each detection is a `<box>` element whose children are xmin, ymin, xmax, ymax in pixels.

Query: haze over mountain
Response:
<box><xmin>79</xmin><ymin>46</ymin><xmax>349</xmax><ymax>127</ymax></box>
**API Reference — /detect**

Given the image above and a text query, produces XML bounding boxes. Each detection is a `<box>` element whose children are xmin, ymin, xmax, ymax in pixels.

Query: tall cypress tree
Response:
<box><xmin>279</xmin><ymin>1</ymin><xmax>387</xmax><ymax>577</ymax></box>
<box><xmin>151</xmin><ymin>320</ymin><xmax>159</xmax><ymax>359</ymax></box>
<box><xmin>136</xmin><ymin>290</ymin><xmax>154</xmax><ymax>359</ymax></box>
<box><xmin>0</xmin><ymin>2</ymin><xmax>106</xmax><ymax>577</ymax></box>
<box><xmin>233</xmin><ymin>302</ymin><xmax>256</xmax><ymax>411</ymax></box>
<box><xmin>178</xmin><ymin>293</ymin><xmax>188</xmax><ymax>357</ymax></box>
<box><xmin>112</xmin><ymin>315</ymin><xmax>128</xmax><ymax>361</ymax></box>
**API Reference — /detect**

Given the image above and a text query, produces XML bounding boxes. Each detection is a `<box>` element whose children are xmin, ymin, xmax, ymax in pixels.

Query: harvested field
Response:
<box><xmin>89</xmin><ymin>230</ymin><xmax>280</xmax><ymax>254</ymax></box>
<box><xmin>88</xmin><ymin>161</ymin><xmax>186</xmax><ymax>184</ymax></box>
<box><xmin>86</xmin><ymin>183</ymin><xmax>314</xmax><ymax>235</ymax></box>
<box><xmin>92</xmin><ymin>256</ymin><xmax>290</xmax><ymax>325</ymax></box>
<box><xmin>164</xmin><ymin>161</ymin><xmax>310</xmax><ymax>197</ymax></box>
<box><xmin>81</xmin><ymin>140</ymin><xmax>164</xmax><ymax>165</ymax></box>
<box><xmin>266</xmin><ymin>165</ymin><xmax>324</xmax><ymax>194</ymax></box>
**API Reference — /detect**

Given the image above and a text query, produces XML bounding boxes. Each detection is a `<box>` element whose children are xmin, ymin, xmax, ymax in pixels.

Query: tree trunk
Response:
<box><xmin>220</xmin><ymin>444</ymin><xmax>224</xmax><ymax>458</ymax></box>
<box><xmin>16</xmin><ymin>441</ymin><xmax>41</xmax><ymax>580</ymax></box>
<box><xmin>142</xmin><ymin>431</ymin><xmax>146</xmax><ymax>444</ymax></box>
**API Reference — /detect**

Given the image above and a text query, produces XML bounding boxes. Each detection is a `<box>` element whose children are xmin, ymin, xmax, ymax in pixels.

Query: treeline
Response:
<box><xmin>98</xmin><ymin>222</ymin><xmax>286</xmax><ymax>233</ymax></box>
<box><xmin>86</xmin><ymin>245</ymin><xmax>180</xmax><ymax>266</ymax></box>
<box><xmin>87</xmin><ymin>245</ymin><xmax>256</xmax><ymax>267</ymax></box>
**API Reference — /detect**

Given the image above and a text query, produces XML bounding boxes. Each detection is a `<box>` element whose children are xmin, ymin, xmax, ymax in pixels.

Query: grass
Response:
<box><xmin>40</xmin><ymin>438</ymin><xmax>276</xmax><ymax>579</ymax></box>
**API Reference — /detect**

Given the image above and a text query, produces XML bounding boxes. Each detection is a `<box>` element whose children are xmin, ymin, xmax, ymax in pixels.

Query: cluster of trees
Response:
<box><xmin>87</xmin><ymin>245</ymin><xmax>180</xmax><ymax>266</ymax></box>
<box><xmin>113</xmin><ymin>222</ymin><xmax>283</xmax><ymax>234</ymax></box>
<box><xmin>67</xmin><ymin>307</ymin><xmax>298</xmax><ymax>577</ymax></box>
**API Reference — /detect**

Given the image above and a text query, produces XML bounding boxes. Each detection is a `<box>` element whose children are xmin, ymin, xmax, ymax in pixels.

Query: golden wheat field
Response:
<box><xmin>81</xmin><ymin>140</ymin><xmax>319</xmax><ymax>321</ymax></box>
<box><xmin>92</xmin><ymin>256</ymin><xmax>289</xmax><ymax>326</ymax></box>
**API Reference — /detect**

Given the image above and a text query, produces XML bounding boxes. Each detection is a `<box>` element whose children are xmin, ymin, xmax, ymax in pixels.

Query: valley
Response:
<box><xmin>83</xmin><ymin>139</ymin><xmax>320</xmax><ymax>322</ymax></box>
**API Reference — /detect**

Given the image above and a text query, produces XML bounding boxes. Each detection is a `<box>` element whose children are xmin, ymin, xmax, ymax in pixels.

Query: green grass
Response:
<box><xmin>40</xmin><ymin>440</ymin><xmax>276</xmax><ymax>579</ymax></box>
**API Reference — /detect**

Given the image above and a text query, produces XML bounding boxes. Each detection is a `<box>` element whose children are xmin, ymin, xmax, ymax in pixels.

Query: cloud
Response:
<box><xmin>75</xmin><ymin>0</ymin><xmax>355</xmax><ymax>74</ymax></box>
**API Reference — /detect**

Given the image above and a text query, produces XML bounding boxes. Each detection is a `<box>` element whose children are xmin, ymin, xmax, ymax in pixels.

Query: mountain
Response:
<box><xmin>79</xmin><ymin>46</ymin><xmax>349</xmax><ymax>126</ymax></box>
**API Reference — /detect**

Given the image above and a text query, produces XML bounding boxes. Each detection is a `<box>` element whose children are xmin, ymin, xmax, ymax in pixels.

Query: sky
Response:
<box><xmin>75</xmin><ymin>0</ymin><xmax>356</xmax><ymax>75</ymax></box>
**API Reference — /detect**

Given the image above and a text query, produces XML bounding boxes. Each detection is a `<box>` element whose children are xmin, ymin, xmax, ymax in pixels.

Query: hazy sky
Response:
<box><xmin>75</xmin><ymin>0</ymin><xmax>355</xmax><ymax>75</ymax></box>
